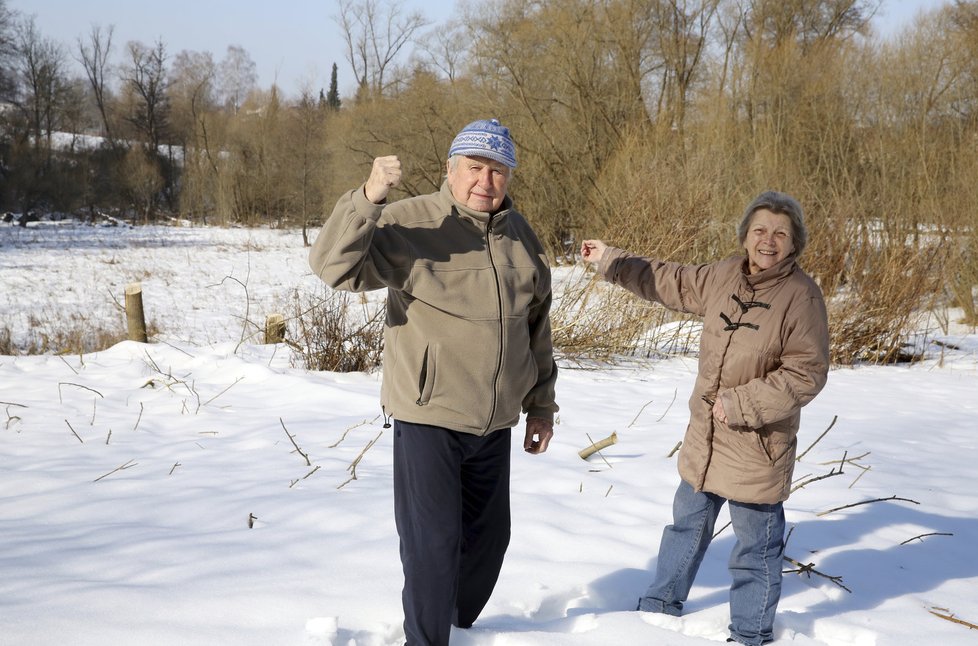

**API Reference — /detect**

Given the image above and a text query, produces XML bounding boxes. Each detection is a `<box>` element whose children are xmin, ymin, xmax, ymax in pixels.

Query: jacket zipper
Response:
<box><xmin>485</xmin><ymin>217</ymin><xmax>504</xmax><ymax>434</ymax></box>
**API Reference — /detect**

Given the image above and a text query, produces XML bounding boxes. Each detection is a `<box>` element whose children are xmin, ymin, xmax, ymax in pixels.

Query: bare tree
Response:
<box><xmin>12</xmin><ymin>16</ymin><xmax>69</xmax><ymax>148</ymax></box>
<box><xmin>740</xmin><ymin>0</ymin><xmax>880</xmax><ymax>49</ymax></box>
<box><xmin>0</xmin><ymin>0</ymin><xmax>17</xmax><ymax>102</ymax></box>
<box><xmin>650</xmin><ymin>0</ymin><xmax>721</xmax><ymax>137</ymax></box>
<box><xmin>415</xmin><ymin>19</ymin><xmax>468</xmax><ymax>83</ymax></box>
<box><xmin>120</xmin><ymin>38</ymin><xmax>170</xmax><ymax>150</ymax></box>
<box><xmin>123</xmin><ymin>145</ymin><xmax>163</xmax><ymax>223</ymax></box>
<box><xmin>335</xmin><ymin>0</ymin><xmax>428</xmax><ymax>97</ymax></box>
<box><xmin>169</xmin><ymin>49</ymin><xmax>218</xmax><ymax>143</ymax></box>
<box><xmin>282</xmin><ymin>90</ymin><xmax>329</xmax><ymax>243</ymax></box>
<box><xmin>219</xmin><ymin>44</ymin><xmax>257</xmax><ymax>113</ymax></box>
<box><xmin>170</xmin><ymin>49</ymin><xmax>223</xmax><ymax>221</ymax></box>
<box><xmin>77</xmin><ymin>24</ymin><xmax>116</xmax><ymax>144</ymax></box>
<box><xmin>3</xmin><ymin>15</ymin><xmax>79</xmax><ymax>212</ymax></box>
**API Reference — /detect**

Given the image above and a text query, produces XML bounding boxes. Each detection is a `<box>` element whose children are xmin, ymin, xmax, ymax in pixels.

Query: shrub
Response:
<box><xmin>289</xmin><ymin>289</ymin><xmax>384</xmax><ymax>373</ymax></box>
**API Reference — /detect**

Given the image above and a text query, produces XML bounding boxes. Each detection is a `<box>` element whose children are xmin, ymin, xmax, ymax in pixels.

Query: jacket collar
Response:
<box><xmin>742</xmin><ymin>254</ymin><xmax>798</xmax><ymax>289</ymax></box>
<box><xmin>439</xmin><ymin>180</ymin><xmax>513</xmax><ymax>226</ymax></box>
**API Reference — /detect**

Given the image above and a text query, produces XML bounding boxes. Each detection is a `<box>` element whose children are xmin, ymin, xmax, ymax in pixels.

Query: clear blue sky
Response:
<box><xmin>6</xmin><ymin>0</ymin><xmax>456</xmax><ymax>98</ymax></box>
<box><xmin>7</xmin><ymin>0</ymin><xmax>949</xmax><ymax>100</ymax></box>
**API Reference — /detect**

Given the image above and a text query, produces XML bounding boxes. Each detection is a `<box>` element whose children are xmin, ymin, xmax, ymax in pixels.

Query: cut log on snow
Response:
<box><xmin>579</xmin><ymin>432</ymin><xmax>617</xmax><ymax>460</ymax></box>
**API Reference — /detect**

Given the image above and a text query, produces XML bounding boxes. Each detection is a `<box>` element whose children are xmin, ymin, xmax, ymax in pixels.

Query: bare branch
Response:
<box><xmin>202</xmin><ymin>375</ymin><xmax>244</xmax><ymax>407</ymax></box>
<box><xmin>816</xmin><ymin>495</ymin><xmax>921</xmax><ymax>517</ymax></box>
<box><xmin>713</xmin><ymin>520</ymin><xmax>731</xmax><ymax>539</ymax></box>
<box><xmin>783</xmin><ymin>555</ymin><xmax>852</xmax><ymax>593</ymax></box>
<box><xmin>628</xmin><ymin>399</ymin><xmax>655</xmax><ymax>428</ymax></box>
<box><xmin>133</xmin><ymin>402</ymin><xmax>144</xmax><ymax>431</ymax></box>
<box><xmin>796</xmin><ymin>415</ymin><xmax>838</xmax><ymax>462</ymax></box>
<box><xmin>280</xmin><ymin>417</ymin><xmax>311</xmax><ymax>466</ymax></box>
<box><xmin>290</xmin><ymin>465</ymin><xmax>322</xmax><ymax>489</ymax></box>
<box><xmin>928</xmin><ymin>607</ymin><xmax>978</xmax><ymax>630</ymax></box>
<box><xmin>790</xmin><ymin>451</ymin><xmax>847</xmax><ymax>493</ymax></box>
<box><xmin>338</xmin><ymin>430</ymin><xmax>383</xmax><ymax>489</ymax></box>
<box><xmin>328</xmin><ymin>415</ymin><xmax>381</xmax><ymax>448</ymax></box>
<box><xmin>667</xmin><ymin>440</ymin><xmax>683</xmax><ymax>457</ymax></box>
<box><xmin>900</xmin><ymin>532</ymin><xmax>953</xmax><ymax>545</ymax></box>
<box><xmin>58</xmin><ymin>382</ymin><xmax>105</xmax><ymax>403</ymax></box>
<box><xmin>65</xmin><ymin>419</ymin><xmax>83</xmax><ymax>443</ymax></box>
<box><xmin>656</xmin><ymin>389</ymin><xmax>678</xmax><ymax>422</ymax></box>
<box><xmin>93</xmin><ymin>459</ymin><xmax>137</xmax><ymax>482</ymax></box>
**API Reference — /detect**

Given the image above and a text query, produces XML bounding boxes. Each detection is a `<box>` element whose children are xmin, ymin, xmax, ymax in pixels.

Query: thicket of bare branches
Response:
<box><xmin>2</xmin><ymin>0</ymin><xmax>976</xmax><ymax>364</ymax></box>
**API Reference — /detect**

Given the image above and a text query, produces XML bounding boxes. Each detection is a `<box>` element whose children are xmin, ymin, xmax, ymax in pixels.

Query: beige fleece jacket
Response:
<box><xmin>309</xmin><ymin>181</ymin><xmax>558</xmax><ymax>436</ymax></box>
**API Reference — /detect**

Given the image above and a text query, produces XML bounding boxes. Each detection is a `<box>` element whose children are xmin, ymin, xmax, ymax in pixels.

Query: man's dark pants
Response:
<box><xmin>392</xmin><ymin>420</ymin><xmax>512</xmax><ymax>646</ymax></box>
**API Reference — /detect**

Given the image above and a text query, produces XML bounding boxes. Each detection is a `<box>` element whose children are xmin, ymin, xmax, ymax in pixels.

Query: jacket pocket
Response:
<box><xmin>416</xmin><ymin>345</ymin><xmax>435</xmax><ymax>406</ymax></box>
<box><xmin>755</xmin><ymin>431</ymin><xmax>775</xmax><ymax>465</ymax></box>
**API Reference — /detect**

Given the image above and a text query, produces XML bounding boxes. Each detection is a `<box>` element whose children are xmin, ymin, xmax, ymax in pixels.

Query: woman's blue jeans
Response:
<box><xmin>638</xmin><ymin>479</ymin><xmax>785</xmax><ymax>646</ymax></box>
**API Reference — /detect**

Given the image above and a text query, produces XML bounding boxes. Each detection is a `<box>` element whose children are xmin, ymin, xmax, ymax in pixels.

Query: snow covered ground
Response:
<box><xmin>1</xmin><ymin>221</ymin><xmax>977</xmax><ymax>645</ymax></box>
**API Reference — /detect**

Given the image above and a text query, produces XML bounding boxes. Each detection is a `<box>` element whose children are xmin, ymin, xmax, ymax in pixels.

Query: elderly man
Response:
<box><xmin>309</xmin><ymin>119</ymin><xmax>559</xmax><ymax>646</ymax></box>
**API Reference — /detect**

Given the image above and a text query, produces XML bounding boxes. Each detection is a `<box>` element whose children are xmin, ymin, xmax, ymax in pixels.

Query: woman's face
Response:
<box><xmin>446</xmin><ymin>155</ymin><xmax>511</xmax><ymax>213</ymax></box>
<box><xmin>743</xmin><ymin>209</ymin><xmax>795</xmax><ymax>274</ymax></box>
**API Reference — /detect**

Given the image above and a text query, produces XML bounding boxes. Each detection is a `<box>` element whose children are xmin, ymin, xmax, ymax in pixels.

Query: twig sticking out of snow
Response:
<box><xmin>796</xmin><ymin>414</ymin><xmax>838</xmax><ymax>462</ymax></box>
<box><xmin>280</xmin><ymin>418</ymin><xmax>311</xmax><ymax>466</ymax></box>
<box><xmin>337</xmin><ymin>431</ymin><xmax>383</xmax><ymax>490</ymax></box>
<box><xmin>93</xmin><ymin>459</ymin><xmax>137</xmax><ymax>482</ymax></box>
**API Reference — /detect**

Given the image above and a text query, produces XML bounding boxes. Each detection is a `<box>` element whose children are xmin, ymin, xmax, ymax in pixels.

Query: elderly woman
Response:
<box><xmin>581</xmin><ymin>191</ymin><xmax>829</xmax><ymax>646</ymax></box>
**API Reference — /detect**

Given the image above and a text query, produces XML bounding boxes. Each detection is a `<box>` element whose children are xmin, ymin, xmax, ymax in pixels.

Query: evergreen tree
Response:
<box><xmin>326</xmin><ymin>62</ymin><xmax>341</xmax><ymax>111</ymax></box>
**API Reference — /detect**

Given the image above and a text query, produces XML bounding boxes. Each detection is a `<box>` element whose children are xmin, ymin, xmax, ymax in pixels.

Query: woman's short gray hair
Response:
<box><xmin>737</xmin><ymin>191</ymin><xmax>808</xmax><ymax>256</ymax></box>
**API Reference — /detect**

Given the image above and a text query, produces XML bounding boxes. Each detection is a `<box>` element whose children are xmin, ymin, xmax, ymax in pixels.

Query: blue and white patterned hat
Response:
<box><xmin>448</xmin><ymin>118</ymin><xmax>517</xmax><ymax>168</ymax></box>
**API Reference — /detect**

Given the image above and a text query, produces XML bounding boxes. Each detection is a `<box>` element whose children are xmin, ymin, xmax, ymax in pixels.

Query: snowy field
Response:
<box><xmin>1</xmin><ymin>220</ymin><xmax>977</xmax><ymax>646</ymax></box>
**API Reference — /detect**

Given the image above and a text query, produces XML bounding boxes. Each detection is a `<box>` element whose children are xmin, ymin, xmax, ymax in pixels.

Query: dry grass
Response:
<box><xmin>287</xmin><ymin>289</ymin><xmax>385</xmax><ymax>373</ymax></box>
<box><xmin>0</xmin><ymin>319</ymin><xmax>144</xmax><ymax>356</ymax></box>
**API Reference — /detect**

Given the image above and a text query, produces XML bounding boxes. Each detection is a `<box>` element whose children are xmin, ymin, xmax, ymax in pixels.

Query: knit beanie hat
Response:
<box><xmin>448</xmin><ymin>119</ymin><xmax>517</xmax><ymax>168</ymax></box>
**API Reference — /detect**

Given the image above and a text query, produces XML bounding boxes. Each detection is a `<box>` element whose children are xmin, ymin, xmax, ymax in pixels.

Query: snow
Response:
<box><xmin>1</xmin><ymin>220</ymin><xmax>977</xmax><ymax>646</ymax></box>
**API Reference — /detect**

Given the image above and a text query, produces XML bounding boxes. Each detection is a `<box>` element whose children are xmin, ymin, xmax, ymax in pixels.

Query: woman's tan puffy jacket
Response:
<box><xmin>598</xmin><ymin>249</ymin><xmax>829</xmax><ymax>504</ymax></box>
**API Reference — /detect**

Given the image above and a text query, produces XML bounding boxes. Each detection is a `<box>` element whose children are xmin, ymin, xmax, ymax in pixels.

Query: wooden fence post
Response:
<box><xmin>125</xmin><ymin>282</ymin><xmax>148</xmax><ymax>343</ymax></box>
<box><xmin>264</xmin><ymin>313</ymin><xmax>286</xmax><ymax>344</ymax></box>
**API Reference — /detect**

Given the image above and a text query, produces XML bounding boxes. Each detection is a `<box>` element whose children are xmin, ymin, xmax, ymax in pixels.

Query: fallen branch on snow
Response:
<box><xmin>790</xmin><ymin>450</ymin><xmax>847</xmax><ymax>493</ymax></box>
<box><xmin>816</xmin><ymin>495</ymin><xmax>920</xmax><ymax>517</ymax></box>
<box><xmin>900</xmin><ymin>532</ymin><xmax>953</xmax><ymax>545</ymax></box>
<box><xmin>929</xmin><ymin>607</ymin><xmax>978</xmax><ymax>630</ymax></box>
<box><xmin>783</xmin><ymin>555</ymin><xmax>852</xmax><ymax>593</ymax></box>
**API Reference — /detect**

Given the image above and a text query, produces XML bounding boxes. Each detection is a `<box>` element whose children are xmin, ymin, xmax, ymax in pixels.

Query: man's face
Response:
<box><xmin>446</xmin><ymin>155</ymin><xmax>511</xmax><ymax>213</ymax></box>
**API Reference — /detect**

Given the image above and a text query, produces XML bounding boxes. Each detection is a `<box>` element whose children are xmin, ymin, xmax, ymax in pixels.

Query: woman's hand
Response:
<box><xmin>581</xmin><ymin>239</ymin><xmax>607</xmax><ymax>265</ymax></box>
<box><xmin>712</xmin><ymin>398</ymin><xmax>728</xmax><ymax>425</ymax></box>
